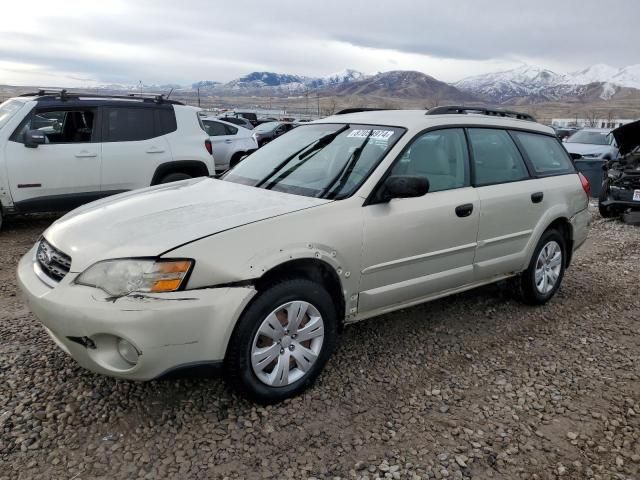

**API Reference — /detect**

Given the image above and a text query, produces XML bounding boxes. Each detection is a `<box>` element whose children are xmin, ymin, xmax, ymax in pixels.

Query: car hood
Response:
<box><xmin>612</xmin><ymin>120</ymin><xmax>640</xmax><ymax>156</ymax></box>
<box><xmin>44</xmin><ymin>178</ymin><xmax>331</xmax><ymax>271</ymax></box>
<box><xmin>563</xmin><ymin>143</ymin><xmax>612</xmax><ymax>156</ymax></box>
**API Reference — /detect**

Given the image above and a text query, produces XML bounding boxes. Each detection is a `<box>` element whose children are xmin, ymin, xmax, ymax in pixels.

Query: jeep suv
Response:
<box><xmin>0</xmin><ymin>90</ymin><xmax>215</xmax><ymax>229</ymax></box>
<box><xmin>17</xmin><ymin>106</ymin><xmax>591</xmax><ymax>403</ymax></box>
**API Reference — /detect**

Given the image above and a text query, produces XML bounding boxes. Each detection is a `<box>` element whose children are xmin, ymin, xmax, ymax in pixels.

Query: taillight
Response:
<box><xmin>205</xmin><ymin>139</ymin><xmax>213</xmax><ymax>155</ymax></box>
<box><xmin>578</xmin><ymin>172</ymin><xmax>590</xmax><ymax>198</ymax></box>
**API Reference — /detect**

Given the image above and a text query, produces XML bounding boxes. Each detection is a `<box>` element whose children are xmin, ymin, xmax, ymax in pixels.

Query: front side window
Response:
<box><xmin>390</xmin><ymin>128</ymin><xmax>469</xmax><ymax>192</ymax></box>
<box><xmin>468</xmin><ymin>128</ymin><xmax>529</xmax><ymax>186</ymax></box>
<box><xmin>224</xmin><ymin>123</ymin><xmax>404</xmax><ymax>199</ymax></box>
<box><xmin>12</xmin><ymin>108</ymin><xmax>96</xmax><ymax>144</ymax></box>
<box><xmin>103</xmin><ymin>107</ymin><xmax>155</xmax><ymax>142</ymax></box>
<box><xmin>511</xmin><ymin>131</ymin><xmax>575</xmax><ymax>175</ymax></box>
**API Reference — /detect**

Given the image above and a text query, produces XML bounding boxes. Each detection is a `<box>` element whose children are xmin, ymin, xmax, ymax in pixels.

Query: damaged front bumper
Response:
<box><xmin>17</xmin><ymin>248</ymin><xmax>256</xmax><ymax>380</ymax></box>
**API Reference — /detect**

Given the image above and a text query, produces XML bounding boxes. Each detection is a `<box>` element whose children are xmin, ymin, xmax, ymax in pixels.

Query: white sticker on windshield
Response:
<box><xmin>347</xmin><ymin>129</ymin><xmax>394</xmax><ymax>140</ymax></box>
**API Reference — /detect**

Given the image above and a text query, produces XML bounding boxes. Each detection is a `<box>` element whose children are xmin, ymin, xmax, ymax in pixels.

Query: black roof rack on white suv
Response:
<box><xmin>426</xmin><ymin>105</ymin><xmax>536</xmax><ymax>122</ymax></box>
<box><xmin>19</xmin><ymin>89</ymin><xmax>184</xmax><ymax>105</ymax></box>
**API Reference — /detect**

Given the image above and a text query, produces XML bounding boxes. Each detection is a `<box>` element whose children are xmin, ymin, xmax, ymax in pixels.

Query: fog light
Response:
<box><xmin>117</xmin><ymin>338</ymin><xmax>139</xmax><ymax>366</ymax></box>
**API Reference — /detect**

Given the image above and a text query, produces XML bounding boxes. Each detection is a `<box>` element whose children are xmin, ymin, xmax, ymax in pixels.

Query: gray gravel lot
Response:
<box><xmin>1</xmin><ymin>210</ymin><xmax>639</xmax><ymax>480</ymax></box>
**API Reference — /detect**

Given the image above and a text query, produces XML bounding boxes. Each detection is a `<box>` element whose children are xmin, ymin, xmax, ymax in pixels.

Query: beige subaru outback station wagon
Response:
<box><xmin>18</xmin><ymin>106</ymin><xmax>591</xmax><ymax>403</ymax></box>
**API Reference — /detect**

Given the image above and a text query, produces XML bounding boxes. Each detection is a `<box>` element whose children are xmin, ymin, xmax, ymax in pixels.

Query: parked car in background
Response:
<box><xmin>564</xmin><ymin>128</ymin><xmax>619</xmax><ymax>159</ymax></box>
<box><xmin>599</xmin><ymin>119</ymin><xmax>640</xmax><ymax>218</ymax></box>
<box><xmin>17</xmin><ymin>106</ymin><xmax>590</xmax><ymax>403</ymax></box>
<box><xmin>0</xmin><ymin>90</ymin><xmax>214</xmax><ymax>230</ymax></box>
<box><xmin>252</xmin><ymin>121</ymin><xmax>295</xmax><ymax>147</ymax></box>
<box><xmin>553</xmin><ymin>126</ymin><xmax>579</xmax><ymax>142</ymax></box>
<box><xmin>201</xmin><ymin>117</ymin><xmax>258</xmax><ymax>170</ymax></box>
<box><xmin>218</xmin><ymin>115</ymin><xmax>254</xmax><ymax>130</ymax></box>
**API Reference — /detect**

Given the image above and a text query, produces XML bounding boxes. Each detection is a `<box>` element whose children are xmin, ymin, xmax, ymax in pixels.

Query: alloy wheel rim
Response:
<box><xmin>251</xmin><ymin>301</ymin><xmax>324</xmax><ymax>387</ymax></box>
<box><xmin>534</xmin><ymin>241</ymin><xmax>562</xmax><ymax>294</ymax></box>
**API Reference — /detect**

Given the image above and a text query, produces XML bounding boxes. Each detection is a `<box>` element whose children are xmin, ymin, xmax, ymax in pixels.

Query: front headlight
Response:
<box><xmin>75</xmin><ymin>259</ymin><xmax>193</xmax><ymax>297</ymax></box>
<box><xmin>583</xmin><ymin>152</ymin><xmax>603</xmax><ymax>158</ymax></box>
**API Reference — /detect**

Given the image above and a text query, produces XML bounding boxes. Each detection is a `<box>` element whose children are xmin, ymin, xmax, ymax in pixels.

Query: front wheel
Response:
<box><xmin>518</xmin><ymin>229</ymin><xmax>566</xmax><ymax>305</ymax></box>
<box><xmin>225</xmin><ymin>278</ymin><xmax>337</xmax><ymax>403</ymax></box>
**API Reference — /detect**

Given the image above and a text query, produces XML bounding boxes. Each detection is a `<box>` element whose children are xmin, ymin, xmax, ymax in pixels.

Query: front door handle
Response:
<box><xmin>224</xmin><ymin>139</ymin><xmax>233</xmax><ymax>144</ymax></box>
<box><xmin>75</xmin><ymin>151</ymin><xmax>97</xmax><ymax>158</ymax></box>
<box><xmin>455</xmin><ymin>203</ymin><xmax>474</xmax><ymax>217</ymax></box>
<box><xmin>531</xmin><ymin>192</ymin><xmax>544</xmax><ymax>203</ymax></box>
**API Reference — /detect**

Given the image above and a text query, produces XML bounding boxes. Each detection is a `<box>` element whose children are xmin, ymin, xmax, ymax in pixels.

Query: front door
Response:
<box><xmin>359</xmin><ymin>128</ymin><xmax>480</xmax><ymax>315</ymax></box>
<box><xmin>5</xmin><ymin>107</ymin><xmax>101</xmax><ymax>212</ymax></box>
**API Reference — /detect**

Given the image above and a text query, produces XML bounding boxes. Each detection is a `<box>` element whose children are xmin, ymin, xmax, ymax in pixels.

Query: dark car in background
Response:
<box><xmin>251</xmin><ymin>121</ymin><xmax>296</xmax><ymax>147</ymax></box>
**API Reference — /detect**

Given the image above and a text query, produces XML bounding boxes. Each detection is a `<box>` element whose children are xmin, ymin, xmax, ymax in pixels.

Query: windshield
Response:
<box><xmin>224</xmin><ymin>123</ymin><xmax>404</xmax><ymax>199</ymax></box>
<box><xmin>255</xmin><ymin>122</ymin><xmax>281</xmax><ymax>132</ymax></box>
<box><xmin>566</xmin><ymin>130</ymin><xmax>611</xmax><ymax>145</ymax></box>
<box><xmin>0</xmin><ymin>99</ymin><xmax>24</xmax><ymax>130</ymax></box>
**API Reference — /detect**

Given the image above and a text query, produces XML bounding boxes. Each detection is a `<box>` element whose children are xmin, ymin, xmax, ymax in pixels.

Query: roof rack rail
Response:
<box><xmin>335</xmin><ymin>108</ymin><xmax>390</xmax><ymax>115</ymax></box>
<box><xmin>426</xmin><ymin>105</ymin><xmax>536</xmax><ymax>122</ymax></box>
<box><xmin>18</xmin><ymin>90</ymin><xmax>184</xmax><ymax>105</ymax></box>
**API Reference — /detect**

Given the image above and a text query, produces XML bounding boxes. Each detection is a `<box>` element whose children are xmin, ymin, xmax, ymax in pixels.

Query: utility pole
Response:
<box><xmin>197</xmin><ymin>87</ymin><xmax>201</xmax><ymax>107</ymax></box>
<box><xmin>316</xmin><ymin>93</ymin><xmax>320</xmax><ymax>118</ymax></box>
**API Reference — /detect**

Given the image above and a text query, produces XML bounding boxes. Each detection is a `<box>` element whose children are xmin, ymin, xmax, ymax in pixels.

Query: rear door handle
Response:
<box><xmin>145</xmin><ymin>146</ymin><xmax>165</xmax><ymax>154</ymax></box>
<box><xmin>531</xmin><ymin>192</ymin><xmax>544</xmax><ymax>203</ymax></box>
<box><xmin>455</xmin><ymin>203</ymin><xmax>474</xmax><ymax>217</ymax></box>
<box><xmin>75</xmin><ymin>151</ymin><xmax>97</xmax><ymax>158</ymax></box>
<box><xmin>224</xmin><ymin>139</ymin><xmax>233</xmax><ymax>144</ymax></box>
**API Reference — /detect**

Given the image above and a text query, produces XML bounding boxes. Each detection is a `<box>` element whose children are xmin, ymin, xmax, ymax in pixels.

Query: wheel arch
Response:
<box><xmin>150</xmin><ymin>160</ymin><xmax>210</xmax><ymax>185</ymax></box>
<box><xmin>543</xmin><ymin>216</ymin><xmax>574</xmax><ymax>267</ymax></box>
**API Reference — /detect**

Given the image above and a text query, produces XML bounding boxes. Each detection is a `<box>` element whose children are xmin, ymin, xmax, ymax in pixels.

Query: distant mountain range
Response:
<box><xmin>93</xmin><ymin>63</ymin><xmax>640</xmax><ymax>105</ymax></box>
<box><xmin>454</xmin><ymin>64</ymin><xmax>640</xmax><ymax>103</ymax></box>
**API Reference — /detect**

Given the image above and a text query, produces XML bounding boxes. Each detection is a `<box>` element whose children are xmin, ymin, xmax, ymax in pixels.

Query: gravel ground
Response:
<box><xmin>1</xmin><ymin>210</ymin><xmax>639</xmax><ymax>480</ymax></box>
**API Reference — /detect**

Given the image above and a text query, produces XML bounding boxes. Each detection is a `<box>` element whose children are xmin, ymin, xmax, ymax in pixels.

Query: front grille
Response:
<box><xmin>36</xmin><ymin>239</ymin><xmax>72</xmax><ymax>283</ymax></box>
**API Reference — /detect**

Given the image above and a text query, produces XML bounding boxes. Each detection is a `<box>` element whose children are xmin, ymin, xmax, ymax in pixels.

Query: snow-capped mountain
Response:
<box><xmin>193</xmin><ymin>70</ymin><xmax>367</xmax><ymax>95</ymax></box>
<box><xmin>454</xmin><ymin>65</ymin><xmax>563</xmax><ymax>102</ymax></box>
<box><xmin>456</xmin><ymin>64</ymin><xmax>640</xmax><ymax>103</ymax></box>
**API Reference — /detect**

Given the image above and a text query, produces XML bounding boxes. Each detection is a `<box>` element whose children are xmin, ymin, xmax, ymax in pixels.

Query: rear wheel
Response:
<box><xmin>225</xmin><ymin>278</ymin><xmax>337</xmax><ymax>404</ymax></box>
<box><xmin>598</xmin><ymin>178</ymin><xmax>617</xmax><ymax>218</ymax></box>
<box><xmin>518</xmin><ymin>229</ymin><xmax>566</xmax><ymax>305</ymax></box>
<box><xmin>229</xmin><ymin>152</ymin><xmax>244</xmax><ymax>169</ymax></box>
<box><xmin>159</xmin><ymin>172</ymin><xmax>192</xmax><ymax>184</ymax></box>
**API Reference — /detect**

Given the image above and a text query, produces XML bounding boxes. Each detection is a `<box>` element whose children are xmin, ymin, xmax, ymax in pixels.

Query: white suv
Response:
<box><xmin>17</xmin><ymin>106</ymin><xmax>591</xmax><ymax>403</ymax></box>
<box><xmin>0</xmin><ymin>90</ymin><xmax>215</xmax><ymax>229</ymax></box>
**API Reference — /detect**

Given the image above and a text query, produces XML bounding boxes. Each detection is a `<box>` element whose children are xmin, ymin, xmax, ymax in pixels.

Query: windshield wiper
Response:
<box><xmin>256</xmin><ymin>124</ymin><xmax>350</xmax><ymax>189</ymax></box>
<box><xmin>319</xmin><ymin>130</ymin><xmax>373</xmax><ymax>199</ymax></box>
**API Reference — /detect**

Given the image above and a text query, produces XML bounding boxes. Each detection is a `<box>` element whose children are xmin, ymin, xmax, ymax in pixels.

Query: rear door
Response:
<box><xmin>359</xmin><ymin>128</ymin><xmax>480</xmax><ymax>314</ymax></box>
<box><xmin>100</xmin><ymin>105</ymin><xmax>173</xmax><ymax>191</ymax></box>
<box><xmin>202</xmin><ymin>120</ymin><xmax>234</xmax><ymax>167</ymax></box>
<box><xmin>467</xmin><ymin>128</ymin><xmax>545</xmax><ymax>279</ymax></box>
<box><xmin>5</xmin><ymin>106</ymin><xmax>102</xmax><ymax>211</ymax></box>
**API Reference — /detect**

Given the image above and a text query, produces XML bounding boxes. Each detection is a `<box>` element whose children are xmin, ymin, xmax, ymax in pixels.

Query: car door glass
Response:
<box><xmin>103</xmin><ymin>107</ymin><xmax>155</xmax><ymax>142</ymax></box>
<box><xmin>224</xmin><ymin>124</ymin><xmax>238</xmax><ymax>135</ymax></box>
<box><xmin>203</xmin><ymin>121</ymin><xmax>228</xmax><ymax>136</ymax></box>
<box><xmin>468</xmin><ymin>128</ymin><xmax>529</xmax><ymax>185</ymax></box>
<box><xmin>511</xmin><ymin>131</ymin><xmax>574</xmax><ymax>175</ymax></box>
<box><xmin>12</xmin><ymin>109</ymin><xmax>96</xmax><ymax>144</ymax></box>
<box><xmin>391</xmin><ymin>128</ymin><xmax>469</xmax><ymax>192</ymax></box>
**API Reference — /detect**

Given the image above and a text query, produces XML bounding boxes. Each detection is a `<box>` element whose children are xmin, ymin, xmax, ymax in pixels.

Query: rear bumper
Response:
<box><xmin>17</xmin><ymin>247</ymin><xmax>256</xmax><ymax>380</ymax></box>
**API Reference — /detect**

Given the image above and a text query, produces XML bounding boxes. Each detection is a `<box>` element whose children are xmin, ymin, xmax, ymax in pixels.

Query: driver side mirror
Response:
<box><xmin>381</xmin><ymin>175</ymin><xmax>429</xmax><ymax>202</ymax></box>
<box><xmin>24</xmin><ymin>129</ymin><xmax>46</xmax><ymax>148</ymax></box>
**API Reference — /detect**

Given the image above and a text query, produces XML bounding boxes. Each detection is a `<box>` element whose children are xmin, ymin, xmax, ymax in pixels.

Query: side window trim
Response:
<box><xmin>465</xmin><ymin>126</ymin><xmax>532</xmax><ymax>188</ymax></box>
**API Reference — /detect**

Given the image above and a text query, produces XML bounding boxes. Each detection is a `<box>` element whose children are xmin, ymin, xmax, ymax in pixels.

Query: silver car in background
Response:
<box><xmin>564</xmin><ymin>128</ymin><xmax>619</xmax><ymax>160</ymax></box>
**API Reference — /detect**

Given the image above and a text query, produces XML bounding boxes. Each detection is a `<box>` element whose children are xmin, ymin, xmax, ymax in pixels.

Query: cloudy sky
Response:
<box><xmin>0</xmin><ymin>0</ymin><xmax>638</xmax><ymax>87</ymax></box>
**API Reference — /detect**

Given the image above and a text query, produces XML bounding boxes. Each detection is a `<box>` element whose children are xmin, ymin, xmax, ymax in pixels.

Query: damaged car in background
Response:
<box><xmin>599</xmin><ymin>119</ymin><xmax>640</xmax><ymax>221</ymax></box>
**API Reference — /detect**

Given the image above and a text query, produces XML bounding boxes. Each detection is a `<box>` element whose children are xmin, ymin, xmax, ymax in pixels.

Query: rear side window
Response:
<box><xmin>202</xmin><ymin>120</ymin><xmax>228</xmax><ymax>136</ymax></box>
<box><xmin>225</xmin><ymin>124</ymin><xmax>238</xmax><ymax>135</ymax></box>
<box><xmin>468</xmin><ymin>128</ymin><xmax>529</xmax><ymax>186</ymax></box>
<box><xmin>511</xmin><ymin>131</ymin><xmax>575</xmax><ymax>175</ymax></box>
<box><xmin>157</xmin><ymin>108</ymin><xmax>177</xmax><ymax>135</ymax></box>
<box><xmin>103</xmin><ymin>107</ymin><xmax>155</xmax><ymax>142</ymax></box>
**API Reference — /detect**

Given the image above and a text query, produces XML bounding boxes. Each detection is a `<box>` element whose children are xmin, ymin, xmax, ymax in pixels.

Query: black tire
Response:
<box><xmin>225</xmin><ymin>278</ymin><xmax>337</xmax><ymax>404</ymax></box>
<box><xmin>159</xmin><ymin>172</ymin><xmax>192</xmax><ymax>184</ymax></box>
<box><xmin>0</xmin><ymin>209</ymin><xmax>3</xmax><ymax>232</ymax></box>
<box><xmin>598</xmin><ymin>178</ymin><xmax>616</xmax><ymax>218</ymax></box>
<box><xmin>229</xmin><ymin>152</ymin><xmax>244</xmax><ymax>169</ymax></box>
<box><xmin>517</xmin><ymin>229</ymin><xmax>566</xmax><ymax>305</ymax></box>
<box><xmin>259</xmin><ymin>139</ymin><xmax>270</xmax><ymax>148</ymax></box>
